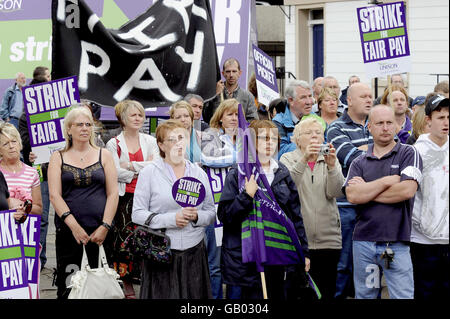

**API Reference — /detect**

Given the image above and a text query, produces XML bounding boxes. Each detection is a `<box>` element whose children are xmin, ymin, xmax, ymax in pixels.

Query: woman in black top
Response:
<box><xmin>48</xmin><ymin>106</ymin><xmax>118</xmax><ymax>299</ymax></box>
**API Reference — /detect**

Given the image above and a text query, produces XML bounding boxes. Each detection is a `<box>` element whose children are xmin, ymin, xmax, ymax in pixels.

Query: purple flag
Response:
<box><xmin>236</xmin><ymin>105</ymin><xmax>306</xmax><ymax>272</ymax></box>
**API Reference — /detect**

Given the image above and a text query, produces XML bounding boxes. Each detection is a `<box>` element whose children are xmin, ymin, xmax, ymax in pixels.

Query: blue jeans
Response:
<box><xmin>39</xmin><ymin>181</ymin><xmax>50</xmax><ymax>269</ymax></box>
<box><xmin>204</xmin><ymin>224</ymin><xmax>222</xmax><ymax>299</ymax></box>
<box><xmin>335</xmin><ymin>206</ymin><xmax>356</xmax><ymax>298</ymax></box>
<box><xmin>353</xmin><ymin>241</ymin><xmax>414</xmax><ymax>299</ymax></box>
<box><xmin>9</xmin><ymin>117</ymin><xmax>19</xmax><ymax>130</ymax></box>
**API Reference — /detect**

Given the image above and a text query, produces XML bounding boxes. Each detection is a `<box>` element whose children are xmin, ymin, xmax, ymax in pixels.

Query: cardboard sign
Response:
<box><xmin>252</xmin><ymin>44</ymin><xmax>279</xmax><ymax>106</ymax></box>
<box><xmin>172</xmin><ymin>177</ymin><xmax>206</xmax><ymax>208</ymax></box>
<box><xmin>357</xmin><ymin>2</ymin><xmax>411</xmax><ymax>78</ymax></box>
<box><xmin>0</xmin><ymin>210</ymin><xmax>41</xmax><ymax>299</ymax></box>
<box><xmin>23</xmin><ymin>76</ymin><xmax>81</xmax><ymax>164</ymax></box>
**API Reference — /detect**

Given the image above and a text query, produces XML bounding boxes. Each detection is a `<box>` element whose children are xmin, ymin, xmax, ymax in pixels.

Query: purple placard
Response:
<box><xmin>172</xmin><ymin>177</ymin><xmax>206</xmax><ymax>208</ymax></box>
<box><xmin>19</xmin><ymin>214</ymin><xmax>41</xmax><ymax>289</ymax></box>
<box><xmin>0</xmin><ymin>0</ymin><xmax>104</xmax><ymax>21</ymax></box>
<box><xmin>252</xmin><ymin>45</ymin><xmax>278</xmax><ymax>92</ymax></box>
<box><xmin>23</xmin><ymin>76</ymin><xmax>80</xmax><ymax>148</ymax></box>
<box><xmin>357</xmin><ymin>2</ymin><xmax>410</xmax><ymax>64</ymax></box>
<box><xmin>0</xmin><ymin>210</ymin><xmax>29</xmax><ymax>295</ymax></box>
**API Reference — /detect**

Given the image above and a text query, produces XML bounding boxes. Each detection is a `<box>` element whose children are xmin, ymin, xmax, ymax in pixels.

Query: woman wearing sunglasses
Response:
<box><xmin>0</xmin><ymin>122</ymin><xmax>42</xmax><ymax>222</ymax></box>
<box><xmin>48</xmin><ymin>106</ymin><xmax>118</xmax><ymax>299</ymax></box>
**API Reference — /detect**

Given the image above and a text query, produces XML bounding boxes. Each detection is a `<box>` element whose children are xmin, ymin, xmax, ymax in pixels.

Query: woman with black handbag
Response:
<box><xmin>132</xmin><ymin>120</ymin><xmax>216</xmax><ymax>299</ymax></box>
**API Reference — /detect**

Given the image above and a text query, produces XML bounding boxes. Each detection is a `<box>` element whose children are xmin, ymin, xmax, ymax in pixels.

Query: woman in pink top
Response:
<box><xmin>0</xmin><ymin>123</ymin><xmax>42</xmax><ymax>221</ymax></box>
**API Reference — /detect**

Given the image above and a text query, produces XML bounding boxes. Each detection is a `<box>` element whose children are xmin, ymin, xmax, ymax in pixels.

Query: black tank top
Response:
<box><xmin>56</xmin><ymin>149</ymin><xmax>107</xmax><ymax>229</ymax></box>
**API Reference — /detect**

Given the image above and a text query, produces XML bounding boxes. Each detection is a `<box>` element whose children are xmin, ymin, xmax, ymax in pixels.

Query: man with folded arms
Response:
<box><xmin>345</xmin><ymin>104</ymin><xmax>423</xmax><ymax>299</ymax></box>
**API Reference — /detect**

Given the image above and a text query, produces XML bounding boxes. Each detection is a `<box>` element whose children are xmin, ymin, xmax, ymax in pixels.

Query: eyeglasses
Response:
<box><xmin>257</xmin><ymin>136</ymin><xmax>278</xmax><ymax>142</ymax></box>
<box><xmin>164</xmin><ymin>135</ymin><xmax>185</xmax><ymax>144</ymax></box>
<box><xmin>72</xmin><ymin>122</ymin><xmax>93</xmax><ymax>128</ymax></box>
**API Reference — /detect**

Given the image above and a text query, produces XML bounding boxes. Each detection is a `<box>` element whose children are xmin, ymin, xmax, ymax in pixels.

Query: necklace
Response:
<box><xmin>3</xmin><ymin>162</ymin><xmax>21</xmax><ymax>174</ymax></box>
<box><xmin>79</xmin><ymin>148</ymin><xmax>91</xmax><ymax>162</ymax></box>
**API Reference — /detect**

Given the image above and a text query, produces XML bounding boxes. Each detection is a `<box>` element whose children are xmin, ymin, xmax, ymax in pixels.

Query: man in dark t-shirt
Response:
<box><xmin>344</xmin><ymin>104</ymin><xmax>423</xmax><ymax>299</ymax></box>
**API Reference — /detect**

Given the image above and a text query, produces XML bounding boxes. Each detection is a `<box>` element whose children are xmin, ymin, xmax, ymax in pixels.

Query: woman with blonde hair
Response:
<box><xmin>406</xmin><ymin>106</ymin><xmax>431</xmax><ymax>145</ymax></box>
<box><xmin>169</xmin><ymin>101</ymin><xmax>202</xmax><ymax>163</ymax></box>
<box><xmin>0</xmin><ymin>122</ymin><xmax>42</xmax><ymax>220</ymax></box>
<box><xmin>48</xmin><ymin>106</ymin><xmax>118</xmax><ymax>299</ymax></box>
<box><xmin>105</xmin><ymin>99</ymin><xmax>159</xmax><ymax>298</ymax></box>
<box><xmin>280</xmin><ymin>117</ymin><xmax>344</xmax><ymax>299</ymax></box>
<box><xmin>201</xmin><ymin>99</ymin><xmax>240</xmax><ymax>168</ymax></box>
<box><xmin>317</xmin><ymin>87</ymin><xmax>341</xmax><ymax>125</ymax></box>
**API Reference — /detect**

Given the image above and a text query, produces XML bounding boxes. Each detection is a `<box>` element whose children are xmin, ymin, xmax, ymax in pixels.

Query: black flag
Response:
<box><xmin>51</xmin><ymin>0</ymin><xmax>221</xmax><ymax>107</ymax></box>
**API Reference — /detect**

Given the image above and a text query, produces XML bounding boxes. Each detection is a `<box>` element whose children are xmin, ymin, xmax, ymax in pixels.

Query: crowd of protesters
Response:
<box><xmin>0</xmin><ymin>62</ymin><xmax>448</xmax><ymax>300</ymax></box>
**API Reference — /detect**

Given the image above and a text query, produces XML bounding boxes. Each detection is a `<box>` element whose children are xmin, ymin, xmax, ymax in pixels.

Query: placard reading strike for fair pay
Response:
<box><xmin>22</xmin><ymin>76</ymin><xmax>80</xmax><ymax>164</ymax></box>
<box><xmin>357</xmin><ymin>1</ymin><xmax>411</xmax><ymax>78</ymax></box>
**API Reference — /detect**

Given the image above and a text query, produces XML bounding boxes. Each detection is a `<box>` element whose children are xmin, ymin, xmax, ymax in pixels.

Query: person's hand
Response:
<box><xmin>348</xmin><ymin>176</ymin><xmax>366</xmax><ymax>186</ymax></box>
<box><xmin>357</xmin><ymin>144</ymin><xmax>369</xmax><ymax>152</ymax></box>
<box><xmin>29</xmin><ymin>152</ymin><xmax>37</xmax><ymax>164</ymax></box>
<box><xmin>147</xmin><ymin>154</ymin><xmax>154</xmax><ymax>162</ymax></box>
<box><xmin>301</xmin><ymin>143</ymin><xmax>321</xmax><ymax>163</ymax></box>
<box><xmin>244</xmin><ymin>174</ymin><xmax>258</xmax><ymax>198</ymax></box>
<box><xmin>305</xmin><ymin>257</ymin><xmax>311</xmax><ymax>272</ymax></box>
<box><xmin>182</xmin><ymin>207</ymin><xmax>198</xmax><ymax>222</ymax></box>
<box><xmin>176</xmin><ymin>210</ymin><xmax>190</xmax><ymax>228</ymax></box>
<box><xmin>13</xmin><ymin>205</ymin><xmax>26</xmax><ymax>222</ymax></box>
<box><xmin>323</xmin><ymin>143</ymin><xmax>336</xmax><ymax>169</ymax></box>
<box><xmin>216</xmin><ymin>80</ymin><xmax>225</xmax><ymax>96</ymax></box>
<box><xmin>71</xmin><ymin>225</ymin><xmax>91</xmax><ymax>245</ymax></box>
<box><xmin>382</xmin><ymin>175</ymin><xmax>401</xmax><ymax>187</ymax></box>
<box><xmin>90</xmin><ymin>225</ymin><xmax>108</xmax><ymax>246</ymax></box>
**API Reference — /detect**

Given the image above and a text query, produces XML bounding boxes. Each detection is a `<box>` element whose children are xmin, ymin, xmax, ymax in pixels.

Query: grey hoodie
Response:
<box><xmin>132</xmin><ymin>158</ymin><xmax>216</xmax><ymax>250</ymax></box>
<box><xmin>411</xmin><ymin>134</ymin><xmax>449</xmax><ymax>244</ymax></box>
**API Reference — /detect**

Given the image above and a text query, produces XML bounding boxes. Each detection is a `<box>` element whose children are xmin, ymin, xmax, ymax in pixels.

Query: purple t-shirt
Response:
<box><xmin>344</xmin><ymin>142</ymin><xmax>423</xmax><ymax>242</ymax></box>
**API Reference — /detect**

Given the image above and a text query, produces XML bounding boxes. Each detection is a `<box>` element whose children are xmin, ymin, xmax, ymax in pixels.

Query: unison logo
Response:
<box><xmin>0</xmin><ymin>0</ymin><xmax>23</xmax><ymax>12</ymax></box>
<box><xmin>379</xmin><ymin>62</ymin><xmax>399</xmax><ymax>71</ymax></box>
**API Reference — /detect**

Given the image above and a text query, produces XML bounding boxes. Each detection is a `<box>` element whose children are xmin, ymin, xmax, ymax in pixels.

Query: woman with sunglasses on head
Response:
<box><xmin>48</xmin><ymin>106</ymin><xmax>118</xmax><ymax>299</ymax></box>
<box><xmin>106</xmin><ymin>100</ymin><xmax>159</xmax><ymax>298</ymax></box>
<box><xmin>0</xmin><ymin>123</ymin><xmax>42</xmax><ymax>222</ymax></box>
<box><xmin>132</xmin><ymin>120</ymin><xmax>215</xmax><ymax>299</ymax></box>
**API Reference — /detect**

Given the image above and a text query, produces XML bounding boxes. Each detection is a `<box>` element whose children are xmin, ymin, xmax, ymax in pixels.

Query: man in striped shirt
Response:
<box><xmin>326</xmin><ymin>82</ymin><xmax>373</xmax><ymax>299</ymax></box>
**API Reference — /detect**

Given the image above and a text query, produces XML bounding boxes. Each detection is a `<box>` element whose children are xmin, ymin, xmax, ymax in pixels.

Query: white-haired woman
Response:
<box><xmin>280</xmin><ymin>117</ymin><xmax>344</xmax><ymax>300</ymax></box>
<box><xmin>48</xmin><ymin>106</ymin><xmax>118</xmax><ymax>299</ymax></box>
<box><xmin>0</xmin><ymin>122</ymin><xmax>42</xmax><ymax>221</ymax></box>
<box><xmin>105</xmin><ymin>99</ymin><xmax>159</xmax><ymax>298</ymax></box>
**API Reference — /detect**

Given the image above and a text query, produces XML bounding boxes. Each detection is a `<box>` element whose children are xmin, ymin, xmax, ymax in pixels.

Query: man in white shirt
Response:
<box><xmin>410</xmin><ymin>94</ymin><xmax>449</xmax><ymax>299</ymax></box>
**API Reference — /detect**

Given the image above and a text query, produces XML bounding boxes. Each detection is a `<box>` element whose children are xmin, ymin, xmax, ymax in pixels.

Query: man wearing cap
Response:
<box><xmin>345</xmin><ymin>104</ymin><xmax>422</xmax><ymax>299</ymax></box>
<box><xmin>411</xmin><ymin>96</ymin><xmax>426</xmax><ymax>114</ymax></box>
<box><xmin>410</xmin><ymin>94</ymin><xmax>449</xmax><ymax>299</ymax></box>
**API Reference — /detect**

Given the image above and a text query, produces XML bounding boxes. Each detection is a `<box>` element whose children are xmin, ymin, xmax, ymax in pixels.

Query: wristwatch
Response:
<box><xmin>101</xmin><ymin>222</ymin><xmax>112</xmax><ymax>231</ymax></box>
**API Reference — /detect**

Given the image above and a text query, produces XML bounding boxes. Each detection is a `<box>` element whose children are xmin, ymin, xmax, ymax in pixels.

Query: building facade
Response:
<box><xmin>283</xmin><ymin>0</ymin><xmax>449</xmax><ymax>98</ymax></box>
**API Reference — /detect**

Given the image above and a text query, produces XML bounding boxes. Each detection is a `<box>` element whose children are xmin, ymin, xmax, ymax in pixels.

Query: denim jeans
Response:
<box><xmin>204</xmin><ymin>223</ymin><xmax>223</xmax><ymax>299</ymax></box>
<box><xmin>39</xmin><ymin>180</ymin><xmax>50</xmax><ymax>269</ymax></box>
<box><xmin>353</xmin><ymin>241</ymin><xmax>414</xmax><ymax>299</ymax></box>
<box><xmin>335</xmin><ymin>206</ymin><xmax>356</xmax><ymax>298</ymax></box>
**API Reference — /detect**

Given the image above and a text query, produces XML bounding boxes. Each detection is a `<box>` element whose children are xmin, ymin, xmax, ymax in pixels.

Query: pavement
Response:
<box><xmin>38</xmin><ymin>207</ymin><xmax>389</xmax><ymax>299</ymax></box>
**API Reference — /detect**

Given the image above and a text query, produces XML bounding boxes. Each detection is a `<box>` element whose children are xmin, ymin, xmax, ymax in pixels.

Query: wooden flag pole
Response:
<box><xmin>260</xmin><ymin>272</ymin><xmax>268</xmax><ymax>299</ymax></box>
<box><xmin>387</xmin><ymin>75</ymin><xmax>392</xmax><ymax>105</ymax></box>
